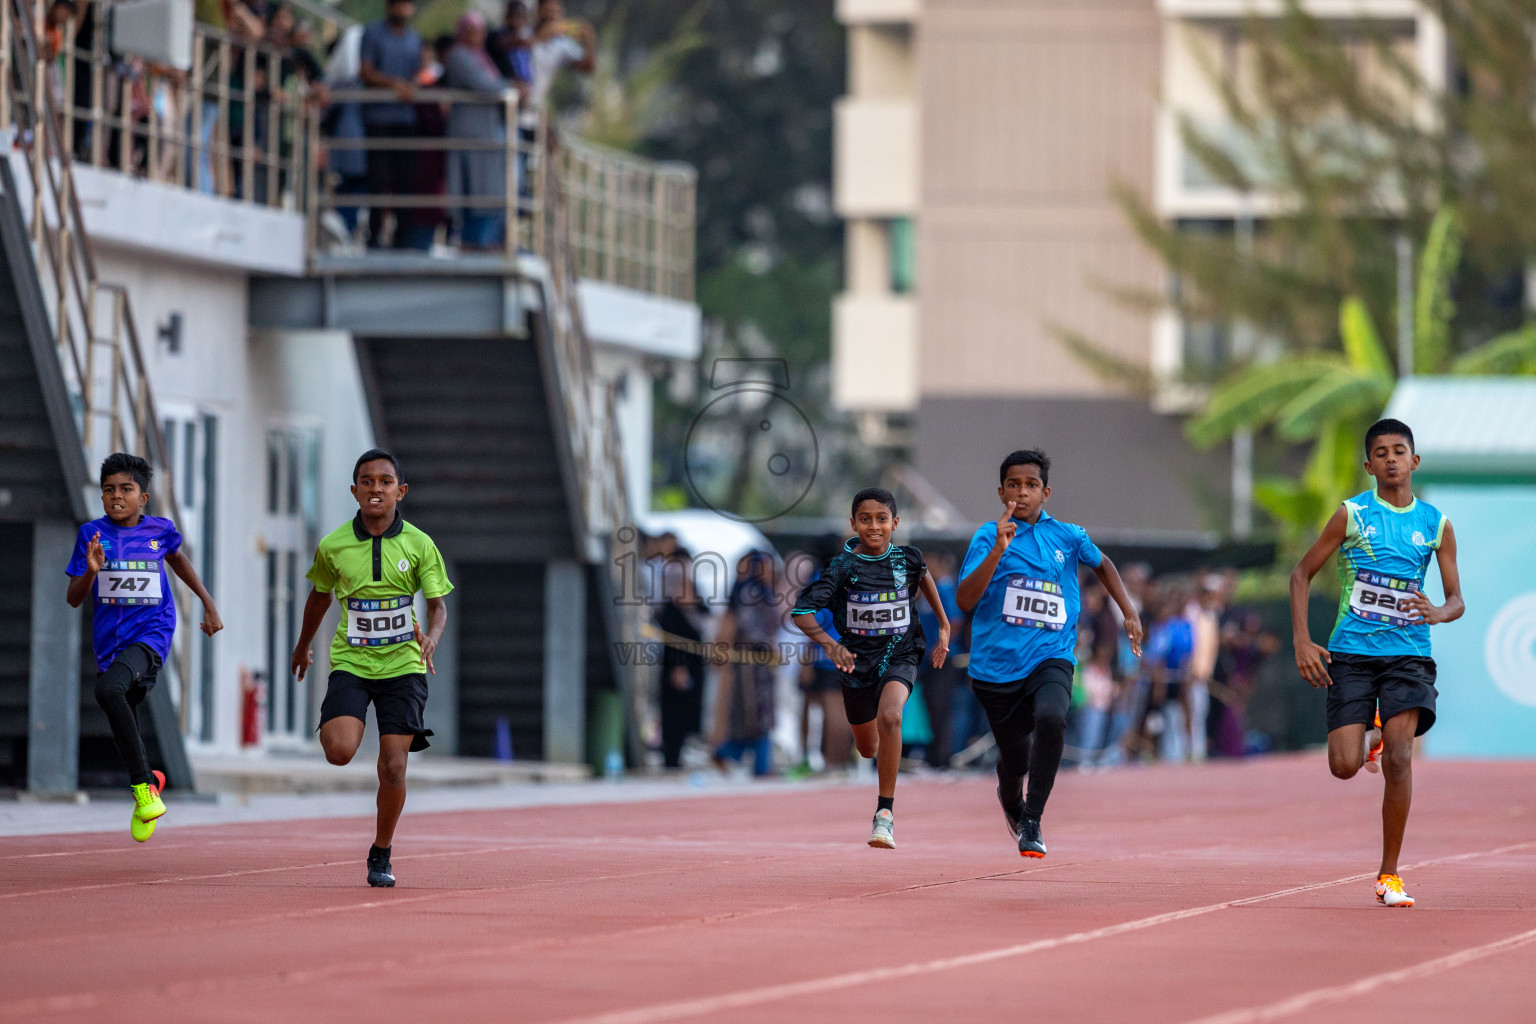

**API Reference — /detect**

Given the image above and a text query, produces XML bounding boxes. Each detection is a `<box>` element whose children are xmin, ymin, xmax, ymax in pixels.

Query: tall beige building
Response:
<box><xmin>832</xmin><ymin>0</ymin><xmax>1444</xmax><ymax>536</ymax></box>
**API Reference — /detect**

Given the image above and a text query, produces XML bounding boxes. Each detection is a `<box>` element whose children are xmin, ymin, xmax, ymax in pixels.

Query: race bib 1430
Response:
<box><xmin>346</xmin><ymin>595</ymin><xmax>415</xmax><ymax>647</ymax></box>
<box><xmin>1002</xmin><ymin>576</ymin><xmax>1067</xmax><ymax>631</ymax></box>
<box><xmin>97</xmin><ymin>560</ymin><xmax>163</xmax><ymax>605</ymax></box>
<box><xmin>1348</xmin><ymin>572</ymin><xmax>1420</xmax><ymax>628</ymax></box>
<box><xmin>845</xmin><ymin>589</ymin><xmax>910</xmax><ymax>637</ymax></box>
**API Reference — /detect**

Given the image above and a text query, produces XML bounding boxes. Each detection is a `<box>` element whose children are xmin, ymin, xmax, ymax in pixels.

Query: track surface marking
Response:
<box><xmin>2</xmin><ymin>754</ymin><xmax>1534</xmax><ymax>1023</ymax></box>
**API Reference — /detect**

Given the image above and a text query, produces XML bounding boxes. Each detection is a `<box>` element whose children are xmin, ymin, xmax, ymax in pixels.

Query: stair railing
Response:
<box><xmin>0</xmin><ymin>0</ymin><xmax>195</xmax><ymax>715</ymax></box>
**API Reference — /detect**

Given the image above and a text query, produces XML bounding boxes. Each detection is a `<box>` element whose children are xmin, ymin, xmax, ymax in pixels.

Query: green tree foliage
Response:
<box><xmin>1098</xmin><ymin>1</ymin><xmax>1536</xmax><ymax>548</ymax></box>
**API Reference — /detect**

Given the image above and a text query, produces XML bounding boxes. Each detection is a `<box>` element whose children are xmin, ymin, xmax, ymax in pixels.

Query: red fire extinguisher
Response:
<box><xmin>241</xmin><ymin>666</ymin><xmax>263</xmax><ymax>747</ymax></box>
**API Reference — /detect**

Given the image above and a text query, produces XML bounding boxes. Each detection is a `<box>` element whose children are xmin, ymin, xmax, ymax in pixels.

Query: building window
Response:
<box><xmin>888</xmin><ymin>217</ymin><xmax>915</xmax><ymax>295</ymax></box>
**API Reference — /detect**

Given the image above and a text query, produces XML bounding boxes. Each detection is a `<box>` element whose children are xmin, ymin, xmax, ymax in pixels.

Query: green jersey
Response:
<box><xmin>306</xmin><ymin>512</ymin><xmax>453</xmax><ymax>679</ymax></box>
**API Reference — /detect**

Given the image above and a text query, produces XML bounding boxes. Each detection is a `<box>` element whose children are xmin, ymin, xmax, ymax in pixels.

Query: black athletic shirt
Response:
<box><xmin>792</xmin><ymin>538</ymin><xmax>927</xmax><ymax>681</ymax></box>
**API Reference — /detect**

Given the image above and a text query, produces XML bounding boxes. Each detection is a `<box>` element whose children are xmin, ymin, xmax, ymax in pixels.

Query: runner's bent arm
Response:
<box><xmin>1290</xmin><ymin>506</ymin><xmax>1347</xmax><ymax>689</ymax></box>
<box><xmin>418</xmin><ymin>595</ymin><xmax>447</xmax><ymax>674</ymax></box>
<box><xmin>957</xmin><ymin>502</ymin><xmax>1018</xmax><ymax>613</ymax></box>
<box><xmin>290</xmin><ymin>587</ymin><xmax>334</xmax><ymax>682</ymax></box>
<box><xmin>791</xmin><ymin>567</ymin><xmax>855</xmax><ymax>672</ymax></box>
<box><xmin>165</xmin><ymin>549</ymin><xmax>224</xmax><ymax>636</ymax></box>
<box><xmin>1401</xmin><ymin>521</ymin><xmax>1464</xmax><ymax>626</ymax></box>
<box><xmin>1091</xmin><ymin>555</ymin><xmax>1143</xmax><ymax>657</ymax></box>
<box><xmin>65</xmin><ymin>531</ymin><xmax>105</xmax><ymax>607</ymax></box>
<box><xmin>917</xmin><ymin>573</ymin><xmax>951</xmax><ymax>669</ymax></box>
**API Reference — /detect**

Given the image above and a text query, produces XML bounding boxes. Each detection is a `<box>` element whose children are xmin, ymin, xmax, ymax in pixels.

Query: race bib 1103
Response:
<box><xmin>845</xmin><ymin>589</ymin><xmax>910</xmax><ymax>637</ymax></box>
<box><xmin>97</xmin><ymin>560</ymin><xmax>163</xmax><ymax>605</ymax></box>
<box><xmin>1348</xmin><ymin>572</ymin><xmax>1420</xmax><ymax>628</ymax></box>
<box><xmin>1002</xmin><ymin>576</ymin><xmax>1067</xmax><ymax>631</ymax></box>
<box><xmin>346</xmin><ymin>595</ymin><xmax>415</xmax><ymax>647</ymax></box>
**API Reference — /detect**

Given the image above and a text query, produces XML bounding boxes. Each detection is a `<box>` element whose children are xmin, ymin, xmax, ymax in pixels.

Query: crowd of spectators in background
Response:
<box><xmin>638</xmin><ymin>532</ymin><xmax>1282</xmax><ymax>778</ymax></box>
<box><xmin>36</xmin><ymin>0</ymin><xmax>595</xmax><ymax>252</ymax></box>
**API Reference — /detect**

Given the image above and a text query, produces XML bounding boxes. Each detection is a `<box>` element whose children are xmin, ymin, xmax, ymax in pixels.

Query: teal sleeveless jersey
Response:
<box><xmin>1327</xmin><ymin>489</ymin><xmax>1447</xmax><ymax>658</ymax></box>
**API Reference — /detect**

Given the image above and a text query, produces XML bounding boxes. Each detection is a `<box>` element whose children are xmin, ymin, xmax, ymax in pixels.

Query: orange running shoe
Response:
<box><xmin>1364</xmin><ymin>710</ymin><xmax>1383</xmax><ymax>774</ymax></box>
<box><xmin>1376</xmin><ymin>873</ymin><xmax>1414</xmax><ymax>907</ymax></box>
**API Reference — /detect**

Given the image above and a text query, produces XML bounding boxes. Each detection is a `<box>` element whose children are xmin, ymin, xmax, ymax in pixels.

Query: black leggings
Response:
<box><xmin>972</xmin><ymin>659</ymin><xmax>1074</xmax><ymax>820</ymax></box>
<box><xmin>94</xmin><ymin>644</ymin><xmax>161</xmax><ymax>786</ymax></box>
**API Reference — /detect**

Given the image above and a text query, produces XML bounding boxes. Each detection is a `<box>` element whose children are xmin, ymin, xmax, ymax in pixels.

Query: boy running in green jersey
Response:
<box><xmin>292</xmin><ymin>449</ymin><xmax>452</xmax><ymax>887</ymax></box>
<box><xmin>1291</xmin><ymin>419</ymin><xmax>1464</xmax><ymax>907</ymax></box>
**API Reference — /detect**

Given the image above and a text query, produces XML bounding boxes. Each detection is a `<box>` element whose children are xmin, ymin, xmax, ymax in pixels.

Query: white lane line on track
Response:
<box><xmin>543</xmin><ymin>841</ymin><xmax>1536</xmax><ymax>1024</ymax></box>
<box><xmin>1182</xmin><ymin>926</ymin><xmax>1536</xmax><ymax>1024</ymax></box>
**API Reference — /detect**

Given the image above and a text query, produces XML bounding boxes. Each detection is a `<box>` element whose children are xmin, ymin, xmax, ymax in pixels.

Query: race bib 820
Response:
<box><xmin>346</xmin><ymin>595</ymin><xmax>415</xmax><ymax>647</ymax></box>
<box><xmin>1348</xmin><ymin>572</ymin><xmax>1420</xmax><ymax>628</ymax></box>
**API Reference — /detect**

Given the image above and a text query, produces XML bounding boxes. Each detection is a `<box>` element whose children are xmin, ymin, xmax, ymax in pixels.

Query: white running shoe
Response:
<box><xmin>1376</xmin><ymin>873</ymin><xmax>1414</xmax><ymax>907</ymax></box>
<box><xmin>868</xmin><ymin>809</ymin><xmax>895</xmax><ymax>849</ymax></box>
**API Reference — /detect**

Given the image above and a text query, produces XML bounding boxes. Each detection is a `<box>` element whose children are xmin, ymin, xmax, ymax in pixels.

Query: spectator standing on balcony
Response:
<box><xmin>526</xmin><ymin>0</ymin><xmax>593</xmax><ymax>131</ymax></box>
<box><xmin>488</xmin><ymin>1</ymin><xmax>534</xmax><ymax>87</ymax></box>
<box><xmin>191</xmin><ymin>0</ymin><xmax>263</xmax><ymax>193</ymax></box>
<box><xmin>358</xmin><ymin>0</ymin><xmax>422</xmax><ymax>248</ymax></box>
<box><xmin>442</xmin><ymin>12</ymin><xmax>511</xmax><ymax>250</ymax></box>
<box><xmin>322</xmin><ymin>25</ymin><xmax>368</xmax><ymax>242</ymax></box>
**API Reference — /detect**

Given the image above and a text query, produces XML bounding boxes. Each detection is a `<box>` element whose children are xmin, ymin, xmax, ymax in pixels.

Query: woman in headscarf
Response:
<box><xmin>441</xmin><ymin>11</ymin><xmax>511</xmax><ymax>250</ymax></box>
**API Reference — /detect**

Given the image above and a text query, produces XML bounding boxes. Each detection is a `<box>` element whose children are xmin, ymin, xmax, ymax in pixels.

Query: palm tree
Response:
<box><xmin>1185</xmin><ymin>209</ymin><xmax>1536</xmax><ymax>547</ymax></box>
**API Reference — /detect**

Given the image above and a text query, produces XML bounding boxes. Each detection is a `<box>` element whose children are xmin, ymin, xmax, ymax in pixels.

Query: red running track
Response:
<box><xmin>3</xmin><ymin>753</ymin><xmax>1536</xmax><ymax>1024</ymax></box>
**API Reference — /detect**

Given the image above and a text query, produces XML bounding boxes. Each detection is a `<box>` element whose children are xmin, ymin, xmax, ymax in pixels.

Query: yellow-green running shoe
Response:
<box><xmin>130</xmin><ymin>771</ymin><xmax>167</xmax><ymax>843</ymax></box>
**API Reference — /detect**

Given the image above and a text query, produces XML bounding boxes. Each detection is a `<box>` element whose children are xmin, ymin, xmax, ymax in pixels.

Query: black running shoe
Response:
<box><xmin>367</xmin><ymin>844</ymin><xmax>395</xmax><ymax>887</ymax></box>
<box><xmin>1018</xmin><ymin>816</ymin><xmax>1046</xmax><ymax>859</ymax></box>
<box><xmin>996</xmin><ymin>785</ymin><xmax>1023</xmax><ymax>842</ymax></box>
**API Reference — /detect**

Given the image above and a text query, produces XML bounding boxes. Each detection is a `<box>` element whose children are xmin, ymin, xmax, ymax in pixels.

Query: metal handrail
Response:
<box><xmin>2</xmin><ymin>0</ymin><xmax>196</xmax><ymax>714</ymax></box>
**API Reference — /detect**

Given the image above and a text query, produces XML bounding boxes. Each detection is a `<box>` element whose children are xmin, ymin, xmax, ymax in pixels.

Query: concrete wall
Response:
<box><xmin>916</xmin><ymin>395</ymin><xmax>1231</xmax><ymax>534</ymax></box>
<box><xmin>918</xmin><ymin>0</ymin><xmax>1163</xmax><ymax>400</ymax></box>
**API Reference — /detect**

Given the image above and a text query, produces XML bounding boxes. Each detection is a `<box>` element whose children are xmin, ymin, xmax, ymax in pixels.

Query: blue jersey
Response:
<box><xmin>67</xmin><ymin>515</ymin><xmax>183</xmax><ymax>671</ymax></box>
<box><xmin>961</xmin><ymin>512</ymin><xmax>1103</xmax><ymax>683</ymax></box>
<box><xmin>1328</xmin><ymin>490</ymin><xmax>1447</xmax><ymax>658</ymax></box>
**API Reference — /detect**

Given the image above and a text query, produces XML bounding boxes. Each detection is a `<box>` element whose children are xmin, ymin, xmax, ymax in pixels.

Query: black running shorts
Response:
<box><xmin>1324</xmin><ymin>652</ymin><xmax>1437</xmax><ymax>737</ymax></box>
<box><xmin>840</xmin><ymin>653</ymin><xmax>921</xmax><ymax>726</ymax></box>
<box><xmin>319</xmin><ymin>670</ymin><xmax>434</xmax><ymax>751</ymax></box>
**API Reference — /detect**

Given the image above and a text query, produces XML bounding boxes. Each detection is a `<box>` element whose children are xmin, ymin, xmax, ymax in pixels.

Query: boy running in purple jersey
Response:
<box><xmin>66</xmin><ymin>453</ymin><xmax>223</xmax><ymax>841</ymax></box>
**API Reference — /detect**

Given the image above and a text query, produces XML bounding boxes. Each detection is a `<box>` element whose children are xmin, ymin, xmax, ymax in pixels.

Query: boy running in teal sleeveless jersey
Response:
<box><xmin>1291</xmin><ymin>419</ymin><xmax>1464</xmax><ymax>907</ymax></box>
<box><xmin>291</xmin><ymin>449</ymin><xmax>452</xmax><ymax>887</ymax></box>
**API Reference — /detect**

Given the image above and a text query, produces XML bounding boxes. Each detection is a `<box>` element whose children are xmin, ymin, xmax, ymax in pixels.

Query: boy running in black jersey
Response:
<box><xmin>793</xmin><ymin>488</ymin><xmax>950</xmax><ymax>848</ymax></box>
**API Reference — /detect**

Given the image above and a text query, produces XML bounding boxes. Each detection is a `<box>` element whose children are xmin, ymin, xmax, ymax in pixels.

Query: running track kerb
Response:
<box><xmin>3</xmin><ymin>754</ymin><xmax>1535</xmax><ymax>1024</ymax></box>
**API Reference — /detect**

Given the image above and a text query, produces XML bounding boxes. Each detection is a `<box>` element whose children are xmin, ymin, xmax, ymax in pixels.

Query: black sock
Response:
<box><xmin>876</xmin><ymin>795</ymin><xmax>894</xmax><ymax>814</ymax></box>
<box><xmin>369</xmin><ymin>843</ymin><xmax>390</xmax><ymax>859</ymax></box>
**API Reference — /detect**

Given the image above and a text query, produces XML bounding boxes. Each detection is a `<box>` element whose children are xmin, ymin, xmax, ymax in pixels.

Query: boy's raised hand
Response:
<box><xmin>85</xmin><ymin>532</ymin><xmax>106</xmax><ymax>573</ymax></box>
<box><xmin>992</xmin><ymin>502</ymin><xmax>1018</xmax><ymax>554</ymax></box>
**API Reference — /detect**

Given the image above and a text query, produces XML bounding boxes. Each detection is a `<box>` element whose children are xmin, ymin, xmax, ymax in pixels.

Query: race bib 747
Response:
<box><xmin>97</xmin><ymin>560</ymin><xmax>163</xmax><ymax>605</ymax></box>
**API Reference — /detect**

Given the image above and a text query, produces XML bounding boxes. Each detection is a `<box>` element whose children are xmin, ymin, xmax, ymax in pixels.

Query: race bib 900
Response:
<box><xmin>1348</xmin><ymin>572</ymin><xmax>1420</xmax><ymax>628</ymax></box>
<box><xmin>346</xmin><ymin>595</ymin><xmax>415</xmax><ymax>647</ymax></box>
<box><xmin>98</xmin><ymin>560</ymin><xmax>163</xmax><ymax>605</ymax></box>
<box><xmin>1002</xmin><ymin>576</ymin><xmax>1067</xmax><ymax>631</ymax></box>
<box><xmin>845</xmin><ymin>589</ymin><xmax>910</xmax><ymax>636</ymax></box>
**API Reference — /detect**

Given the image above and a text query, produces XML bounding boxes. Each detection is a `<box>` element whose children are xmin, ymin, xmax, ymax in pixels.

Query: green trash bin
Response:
<box><xmin>587</xmin><ymin>689</ymin><xmax>626</xmax><ymax>777</ymax></box>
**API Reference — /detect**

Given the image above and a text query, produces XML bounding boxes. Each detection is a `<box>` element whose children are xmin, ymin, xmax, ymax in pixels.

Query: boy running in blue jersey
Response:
<box><xmin>792</xmin><ymin>488</ymin><xmax>950</xmax><ymax>849</ymax></box>
<box><xmin>957</xmin><ymin>450</ymin><xmax>1142</xmax><ymax>857</ymax></box>
<box><xmin>1290</xmin><ymin>419</ymin><xmax>1463</xmax><ymax>908</ymax></box>
<box><xmin>66</xmin><ymin>453</ymin><xmax>223</xmax><ymax>842</ymax></box>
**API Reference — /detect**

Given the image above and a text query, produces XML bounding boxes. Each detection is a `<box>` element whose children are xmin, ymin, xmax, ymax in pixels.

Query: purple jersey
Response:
<box><xmin>67</xmin><ymin>515</ymin><xmax>183</xmax><ymax>671</ymax></box>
